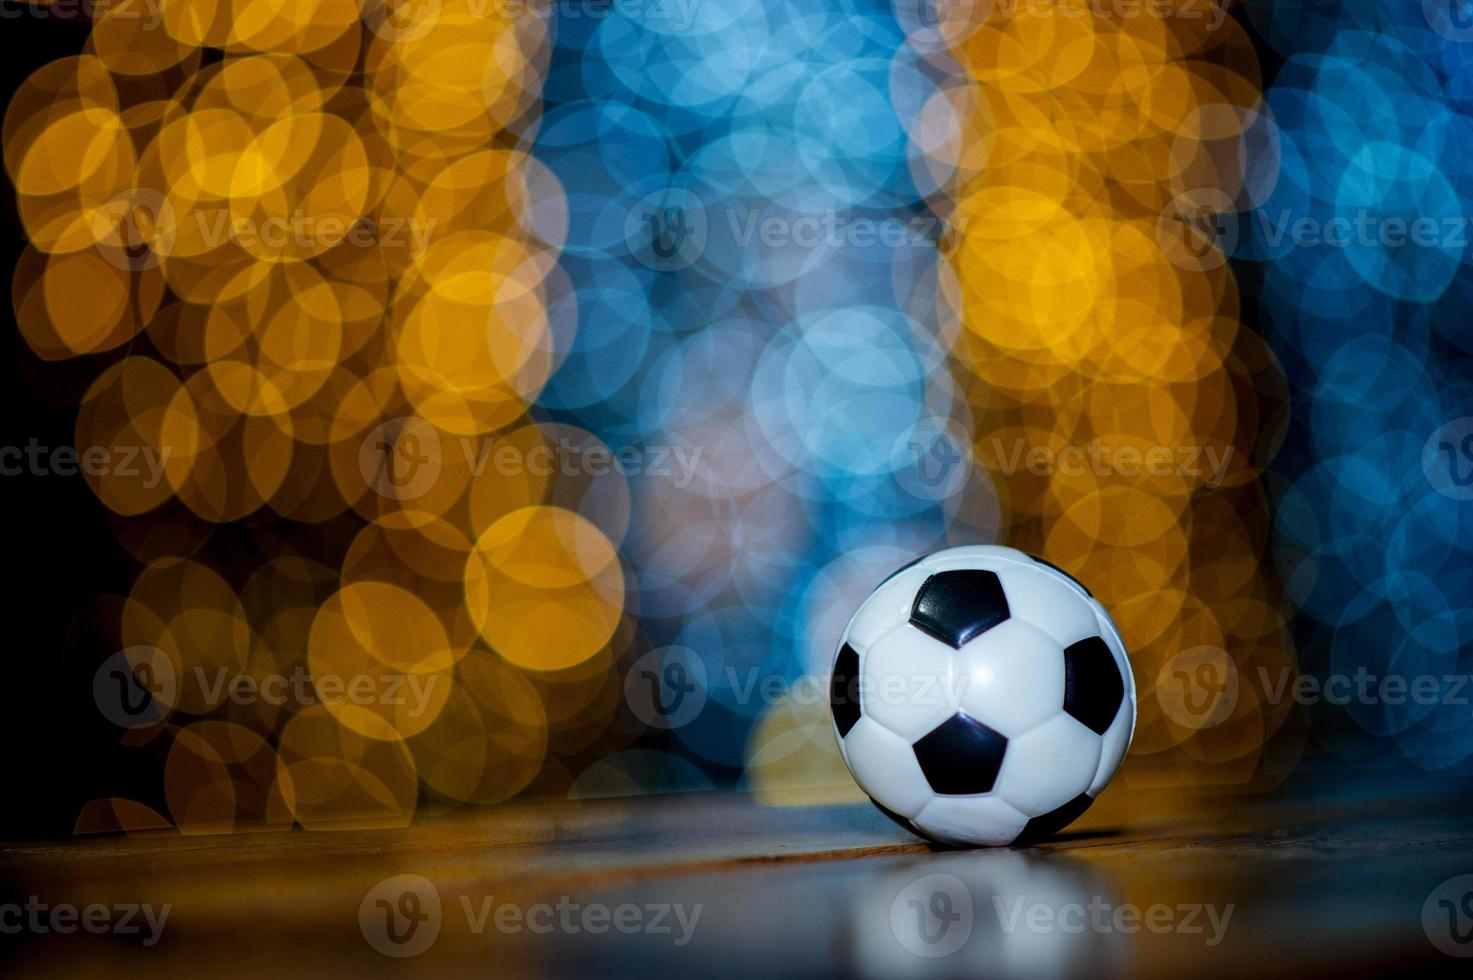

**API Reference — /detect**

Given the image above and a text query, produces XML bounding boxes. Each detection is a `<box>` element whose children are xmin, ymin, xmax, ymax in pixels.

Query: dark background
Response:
<box><xmin>1</xmin><ymin>7</ymin><xmax>131</xmax><ymax>838</ymax></box>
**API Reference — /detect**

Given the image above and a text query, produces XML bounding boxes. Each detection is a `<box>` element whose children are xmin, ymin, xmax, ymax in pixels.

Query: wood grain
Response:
<box><xmin>2</xmin><ymin>791</ymin><xmax>1470</xmax><ymax>978</ymax></box>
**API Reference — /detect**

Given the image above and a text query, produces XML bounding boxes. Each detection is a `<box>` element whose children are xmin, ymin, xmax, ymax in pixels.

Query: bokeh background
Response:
<box><xmin>2</xmin><ymin>0</ymin><xmax>1471</xmax><ymax>840</ymax></box>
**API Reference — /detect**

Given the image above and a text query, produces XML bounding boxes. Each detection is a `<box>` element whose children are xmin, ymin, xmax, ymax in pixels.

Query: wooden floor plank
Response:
<box><xmin>2</xmin><ymin>792</ymin><xmax>1471</xmax><ymax>977</ymax></box>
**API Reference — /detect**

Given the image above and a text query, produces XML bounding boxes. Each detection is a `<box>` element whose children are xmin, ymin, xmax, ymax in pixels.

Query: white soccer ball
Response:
<box><xmin>829</xmin><ymin>545</ymin><xmax>1136</xmax><ymax>846</ymax></box>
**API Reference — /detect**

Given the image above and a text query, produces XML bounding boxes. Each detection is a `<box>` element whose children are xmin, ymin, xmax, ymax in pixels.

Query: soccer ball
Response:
<box><xmin>829</xmin><ymin>545</ymin><xmax>1136</xmax><ymax>847</ymax></box>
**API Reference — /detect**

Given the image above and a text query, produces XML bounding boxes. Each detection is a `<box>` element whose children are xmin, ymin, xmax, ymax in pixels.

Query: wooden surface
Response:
<box><xmin>2</xmin><ymin>790</ymin><xmax>1471</xmax><ymax>977</ymax></box>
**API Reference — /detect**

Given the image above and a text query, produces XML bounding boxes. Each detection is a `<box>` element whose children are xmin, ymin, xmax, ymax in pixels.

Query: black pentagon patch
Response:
<box><xmin>1063</xmin><ymin>636</ymin><xmax>1125</xmax><ymax>735</ymax></box>
<box><xmin>871</xmin><ymin>799</ymin><xmax>921</xmax><ymax>838</ymax></box>
<box><xmin>878</xmin><ymin>554</ymin><xmax>924</xmax><ymax>588</ymax></box>
<box><xmin>1012</xmin><ymin>793</ymin><xmax>1095</xmax><ymax>846</ymax></box>
<box><xmin>909</xmin><ymin>570</ymin><xmax>1009</xmax><ymax>648</ymax></box>
<box><xmin>830</xmin><ymin>643</ymin><xmax>861</xmax><ymax>738</ymax></box>
<box><xmin>912</xmin><ymin>712</ymin><xmax>1008</xmax><ymax>795</ymax></box>
<box><xmin>1031</xmin><ymin>554</ymin><xmax>1093</xmax><ymax>597</ymax></box>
